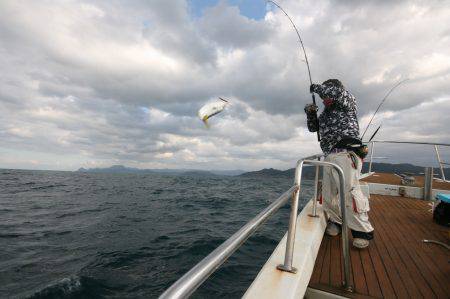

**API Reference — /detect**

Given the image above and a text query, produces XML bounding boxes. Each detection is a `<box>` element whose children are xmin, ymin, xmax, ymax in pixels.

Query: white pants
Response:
<box><xmin>322</xmin><ymin>152</ymin><xmax>374</xmax><ymax>233</ymax></box>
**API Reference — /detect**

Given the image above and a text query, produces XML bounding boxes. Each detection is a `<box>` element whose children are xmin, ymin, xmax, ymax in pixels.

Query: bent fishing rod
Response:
<box><xmin>268</xmin><ymin>0</ymin><xmax>320</xmax><ymax>141</ymax></box>
<box><xmin>361</xmin><ymin>78</ymin><xmax>409</xmax><ymax>142</ymax></box>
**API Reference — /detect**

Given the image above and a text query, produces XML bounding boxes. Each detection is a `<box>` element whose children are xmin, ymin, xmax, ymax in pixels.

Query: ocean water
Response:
<box><xmin>0</xmin><ymin>169</ymin><xmax>314</xmax><ymax>298</ymax></box>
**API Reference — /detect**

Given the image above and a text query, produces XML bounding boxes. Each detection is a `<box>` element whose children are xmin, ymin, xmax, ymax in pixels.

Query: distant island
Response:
<box><xmin>238</xmin><ymin>162</ymin><xmax>449</xmax><ymax>179</ymax></box>
<box><xmin>77</xmin><ymin>165</ymin><xmax>244</xmax><ymax>176</ymax></box>
<box><xmin>361</xmin><ymin>162</ymin><xmax>449</xmax><ymax>176</ymax></box>
<box><xmin>77</xmin><ymin>162</ymin><xmax>449</xmax><ymax>179</ymax></box>
<box><xmin>239</xmin><ymin>166</ymin><xmax>314</xmax><ymax>179</ymax></box>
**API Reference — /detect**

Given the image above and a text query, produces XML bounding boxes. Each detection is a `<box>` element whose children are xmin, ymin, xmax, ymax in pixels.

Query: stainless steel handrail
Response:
<box><xmin>159</xmin><ymin>152</ymin><xmax>355</xmax><ymax>298</ymax></box>
<box><xmin>159</xmin><ymin>185</ymin><xmax>298</xmax><ymax>298</ymax></box>
<box><xmin>372</xmin><ymin>140</ymin><xmax>450</xmax><ymax>146</ymax></box>
<box><xmin>368</xmin><ymin>140</ymin><xmax>450</xmax><ymax>181</ymax></box>
<box><xmin>276</xmin><ymin>158</ymin><xmax>352</xmax><ymax>291</ymax></box>
<box><xmin>275</xmin><ymin>154</ymin><xmax>325</xmax><ymax>275</ymax></box>
<box><xmin>434</xmin><ymin>145</ymin><xmax>447</xmax><ymax>181</ymax></box>
<box><xmin>311</xmin><ymin>160</ymin><xmax>351</xmax><ymax>292</ymax></box>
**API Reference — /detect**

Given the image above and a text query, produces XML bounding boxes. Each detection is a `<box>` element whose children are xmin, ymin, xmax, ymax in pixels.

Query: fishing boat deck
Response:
<box><xmin>309</xmin><ymin>194</ymin><xmax>450</xmax><ymax>298</ymax></box>
<box><xmin>361</xmin><ymin>172</ymin><xmax>450</xmax><ymax>191</ymax></box>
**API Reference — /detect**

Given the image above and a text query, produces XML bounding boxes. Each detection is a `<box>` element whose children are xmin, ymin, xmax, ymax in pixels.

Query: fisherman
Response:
<box><xmin>304</xmin><ymin>79</ymin><xmax>374</xmax><ymax>249</ymax></box>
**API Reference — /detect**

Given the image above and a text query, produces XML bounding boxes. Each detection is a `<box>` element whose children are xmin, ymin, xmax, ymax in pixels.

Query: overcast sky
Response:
<box><xmin>1</xmin><ymin>0</ymin><xmax>449</xmax><ymax>171</ymax></box>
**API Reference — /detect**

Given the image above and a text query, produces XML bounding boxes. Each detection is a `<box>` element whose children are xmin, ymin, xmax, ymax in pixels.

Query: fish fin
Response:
<box><xmin>202</xmin><ymin>118</ymin><xmax>210</xmax><ymax>128</ymax></box>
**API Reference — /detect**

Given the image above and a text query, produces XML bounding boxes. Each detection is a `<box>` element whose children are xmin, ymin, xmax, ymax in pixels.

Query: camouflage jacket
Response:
<box><xmin>306</xmin><ymin>83</ymin><xmax>360</xmax><ymax>155</ymax></box>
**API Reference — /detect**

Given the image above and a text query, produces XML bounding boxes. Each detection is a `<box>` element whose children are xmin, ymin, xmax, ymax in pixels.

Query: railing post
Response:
<box><xmin>434</xmin><ymin>145</ymin><xmax>446</xmax><ymax>181</ymax></box>
<box><xmin>424</xmin><ymin>167</ymin><xmax>433</xmax><ymax>200</ymax></box>
<box><xmin>276</xmin><ymin>158</ymin><xmax>352</xmax><ymax>294</ymax></box>
<box><xmin>309</xmin><ymin>157</ymin><xmax>321</xmax><ymax>217</ymax></box>
<box><xmin>368</xmin><ymin>141</ymin><xmax>375</xmax><ymax>173</ymax></box>
<box><xmin>334</xmin><ymin>164</ymin><xmax>353</xmax><ymax>292</ymax></box>
<box><xmin>305</xmin><ymin>160</ymin><xmax>353</xmax><ymax>291</ymax></box>
<box><xmin>277</xmin><ymin>160</ymin><xmax>304</xmax><ymax>273</ymax></box>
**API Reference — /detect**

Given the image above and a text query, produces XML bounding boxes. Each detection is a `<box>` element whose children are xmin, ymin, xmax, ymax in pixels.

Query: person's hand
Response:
<box><xmin>310</xmin><ymin>83</ymin><xmax>320</xmax><ymax>93</ymax></box>
<box><xmin>304</xmin><ymin>103</ymin><xmax>318</xmax><ymax>114</ymax></box>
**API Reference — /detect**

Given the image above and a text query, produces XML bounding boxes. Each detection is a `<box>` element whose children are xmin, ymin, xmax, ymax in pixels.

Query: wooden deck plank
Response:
<box><xmin>398</xmin><ymin>214</ymin><xmax>449</xmax><ymax>282</ymax></box>
<box><xmin>350</xmin><ymin>247</ymin><xmax>368</xmax><ymax>294</ymax></box>
<box><xmin>379</xmin><ymin>197</ymin><xmax>449</xmax><ymax>298</ymax></box>
<box><xmin>380</xmin><ymin>197</ymin><xmax>447</xmax><ymax>267</ymax></box>
<box><xmin>310</xmin><ymin>232</ymin><xmax>328</xmax><ymax>284</ymax></box>
<box><xmin>394</xmin><ymin>198</ymin><xmax>448</xmax><ymax>254</ymax></box>
<box><xmin>360</xmin><ymin>248</ymin><xmax>382</xmax><ymax>298</ymax></box>
<box><xmin>309</xmin><ymin>194</ymin><xmax>449</xmax><ymax>298</ymax></box>
<box><xmin>369</xmin><ymin>207</ymin><xmax>424</xmax><ymax>298</ymax></box>
<box><xmin>385</xmin><ymin>196</ymin><xmax>449</xmax><ymax>274</ymax></box>
<box><xmin>319</xmin><ymin>235</ymin><xmax>331</xmax><ymax>285</ymax></box>
<box><xmin>330</xmin><ymin>235</ymin><xmax>342</xmax><ymax>287</ymax></box>
<box><xmin>367</xmin><ymin>243</ymin><xmax>396</xmax><ymax>298</ymax></box>
<box><xmin>372</xmin><ymin>201</ymin><xmax>436</xmax><ymax>298</ymax></box>
<box><xmin>367</xmin><ymin>199</ymin><xmax>411</xmax><ymax>298</ymax></box>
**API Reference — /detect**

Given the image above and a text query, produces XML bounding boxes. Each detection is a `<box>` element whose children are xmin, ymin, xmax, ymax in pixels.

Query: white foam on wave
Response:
<box><xmin>30</xmin><ymin>276</ymin><xmax>82</xmax><ymax>298</ymax></box>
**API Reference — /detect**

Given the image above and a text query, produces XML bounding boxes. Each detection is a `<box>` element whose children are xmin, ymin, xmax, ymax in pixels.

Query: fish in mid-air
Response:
<box><xmin>198</xmin><ymin>97</ymin><xmax>229</xmax><ymax>127</ymax></box>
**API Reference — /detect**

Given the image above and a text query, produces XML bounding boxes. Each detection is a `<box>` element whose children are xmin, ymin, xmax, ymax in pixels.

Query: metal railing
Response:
<box><xmin>367</xmin><ymin>140</ymin><xmax>450</xmax><ymax>181</ymax></box>
<box><xmin>159</xmin><ymin>154</ymin><xmax>353</xmax><ymax>298</ymax></box>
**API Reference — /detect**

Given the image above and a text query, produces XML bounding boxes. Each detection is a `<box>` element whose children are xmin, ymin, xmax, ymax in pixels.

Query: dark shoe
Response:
<box><xmin>351</xmin><ymin>229</ymin><xmax>374</xmax><ymax>240</ymax></box>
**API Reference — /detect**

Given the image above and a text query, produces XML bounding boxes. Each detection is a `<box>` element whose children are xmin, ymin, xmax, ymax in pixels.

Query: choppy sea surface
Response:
<box><xmin>0</xmin><ymin>169</ymin><xmax>314</xmax><ymax>298</ymax></box>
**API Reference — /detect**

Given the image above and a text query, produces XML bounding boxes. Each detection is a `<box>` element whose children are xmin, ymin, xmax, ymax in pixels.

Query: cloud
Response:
<box><xmin>199</xmin><ymin>2</ymin><xmax>274</xmax><ymax>49</ymax></box>
<box><xmin>0</xmin><ymin>0</ymin><xmax>448</xmax><ymax>170</ymax></box>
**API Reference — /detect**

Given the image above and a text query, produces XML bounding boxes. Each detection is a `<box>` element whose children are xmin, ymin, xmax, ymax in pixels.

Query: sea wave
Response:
<box><xmin>28</xmin><ymin>276</ymin><xmax>82</xmax><ymax>299</ymax></box>
<box><xmin>1</xmin><ymin>170</ymin><xmax>312</xmax><ymax>298</ymax></box>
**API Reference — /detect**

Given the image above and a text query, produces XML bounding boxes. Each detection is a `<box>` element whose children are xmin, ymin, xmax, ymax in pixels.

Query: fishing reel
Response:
<box><xmin>354</xmin><ymin>144</ymin><xmax>369</xmax><ymax>160</ymax></box>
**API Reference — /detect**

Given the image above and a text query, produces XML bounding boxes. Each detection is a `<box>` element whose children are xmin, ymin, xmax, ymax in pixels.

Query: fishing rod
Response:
<box><xmin>361</xmin><ymin>78</ymin><xmax>409</xmax><ymax>141</ymax></box>
<box><xmin>368</xmin><ymin>124</ymin><xmax>381</xmax><ymax>143</ymax></box>
<box><xmin>267</xmin><ymin>0</ymin><xmax>320</xmax><ymax>141</ymax></box>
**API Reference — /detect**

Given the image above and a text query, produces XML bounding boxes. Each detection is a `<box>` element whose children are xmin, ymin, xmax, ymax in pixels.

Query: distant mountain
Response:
<box><xmin>77</xmin><ymin>162</ymin><xmax>449</xmax><ymax>179</ymax></box>
<box><xmin>211</xmin><ymin>169</ymin><xmax>246</xmax><ymax>176</ymax></box>
<box><xmin>239</xmin><ymin>162</ymin><xmax>449</xmax><ymax>179</ymax></box>
<box><xmin>361</xmin><ymin>162</ymin><xmax>450</xmax><ymax>178</ymax></box>
<box><xmin>180</xmin><ymin>170</ymin><xmax>217</xmax><ymax>177</ymax></box>
<box><xmin>77</xmin><ymin>165</ymin><xmax>154</xmax><ymax>174</ymax></box>
<box><xmin>239</xmin><ymin>166</ymin><xmax>316</xmax><ymax>180</ymax></box>
<box><xmin>77</xmin><ymin>165</ymin><xmax>245</xmax><ymax>176</ymax></box>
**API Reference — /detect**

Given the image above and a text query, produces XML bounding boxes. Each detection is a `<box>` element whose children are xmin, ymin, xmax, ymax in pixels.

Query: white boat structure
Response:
<box><xmin>160</xmin><ymin>141</ymin><xmax>450</xmax><ymax>298</ymax></box>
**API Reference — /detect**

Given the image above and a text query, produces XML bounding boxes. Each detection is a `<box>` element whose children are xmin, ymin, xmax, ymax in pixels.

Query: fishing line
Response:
<box><xmin>267</xmin><ymin>1</ymin><xmax>313</xmax><ymax>85</ymax></box>
<box><xmin>267</xmin><ymin>0</ymin><xmax>320</xmax><ymax>141</ymax></box>
<box><xmin>361</xmin><ymin>78</ymin><xmax>409</xmax><ymax>141</ymax></box>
